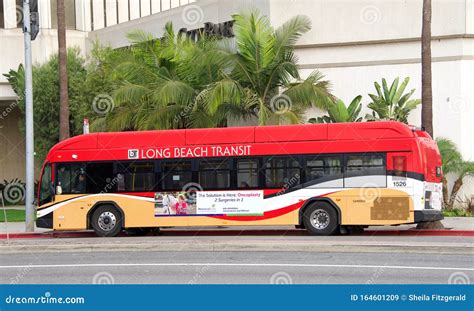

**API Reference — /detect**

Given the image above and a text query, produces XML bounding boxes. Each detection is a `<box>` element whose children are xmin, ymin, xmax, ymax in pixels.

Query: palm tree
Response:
<box><xmin>57</xmin><ymin>0</ymin><xmax>69</xmax><ymax>140</ymax></box>
<box><xmin>202</xmin><ymin>11</ymin><xmax>332</xmax><ymax>125</ymax></box>
<box><xmin>449</xmin><ymin>162</ymin><xmax>474</xmax><ymax>208</ymax></box>
<box><xmin>421</xmin><ymin>0</ymin><xmax>433</xmax><ymax>136</ymax></box>
<box><xmin>103</xmin><ymin>24</ymin><xmax>225</xmax><ymax>130</ymax></box>
<box><xmin>101</xmin><ymin>11</ymin><xmax>332</xmax><ymax>130</ymax></box>
<box><xmin>309</xmin><ymin>96</ymin><xmax>363</xmax><ymax>123</ymax></box>
<box><xmin>365</xmin><ymin>77</ymin><xmax>420</xmax><ymax>123</ymax></box>
<box><xmin>436</xmin><ymin>138</ymin><xmax>474</xmax><ymax>209</ymax></box>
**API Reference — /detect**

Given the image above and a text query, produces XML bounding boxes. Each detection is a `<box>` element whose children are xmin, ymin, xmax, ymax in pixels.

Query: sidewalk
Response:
<box><xmin>0</xmin><ymin>217</ymin><xmax>472</xmax><ymax>234</ymax></box>
<box><xmin>1</xmin><ymin>205</ymin><xmax>25</xmax><ymax>210</ymax></box>
<box><xmin>0</xmin><ymin>222</ymin><xmax>50</xmax><ymax>234</ymax></box>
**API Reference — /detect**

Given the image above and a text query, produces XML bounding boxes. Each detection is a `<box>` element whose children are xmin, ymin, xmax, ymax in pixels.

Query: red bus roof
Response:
<box><xmin>50</xmin><ymin>121</ymin><xmax>415</xmax><ymax>152</ymax></box>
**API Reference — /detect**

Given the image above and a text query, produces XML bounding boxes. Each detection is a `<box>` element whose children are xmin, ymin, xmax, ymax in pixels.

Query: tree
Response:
<box><xmin>4</xmin><ymin>48</ymin><xmax>106</xmax><ymax>165</ymax></box>
<box><xmin>421</xmin><ymin>0</ymin><xmax>433</xmax><ymax>136</ymax></box>
<box><xmin>204</xmin><ymin>11</ymin><xmax>332</xmax><ymax>125</ymax></box>
<box><xmin>99</xmin><ymin>25</ymin><xmax>227</xmax><ymax>131</ymax></box>
<box><xmin>365</xmin><ymin>77</ymin><xmax>420</xmax><ymax>123</ymax></box>
<box><xmin>309</xmin><ymin>96</ymin><xmax>363</xmax><ymax>123</ymax></box>
<box><xmin>436</xmin><ymin>138</ymin><xmax>474</xmax><ymax>210</ymax></box>
<box><xmin>57</xmin><ymin>0</ymin><xmax>70</xmax><ymax>140</ymax></box>
<box><xmin>101</xmin><ymin>11</ymin><xmax>333</xmax><ymax>131</ymax></box>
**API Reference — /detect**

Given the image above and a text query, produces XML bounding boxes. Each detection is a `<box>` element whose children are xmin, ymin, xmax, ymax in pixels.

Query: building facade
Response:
<box><xmin>0</xmin><ymin>0</ymin><xmax>473</xmax><ymax>202</ymax></box>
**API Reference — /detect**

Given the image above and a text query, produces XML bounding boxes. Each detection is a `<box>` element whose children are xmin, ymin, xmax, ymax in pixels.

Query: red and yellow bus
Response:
<box><xmin>36</xmin><ymin>121</ymin><xmax>443</xmax><ymax>236</ymax></box>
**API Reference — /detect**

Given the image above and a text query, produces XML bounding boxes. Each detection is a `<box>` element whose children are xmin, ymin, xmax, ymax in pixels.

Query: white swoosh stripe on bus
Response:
<box><xmin>36</xmin><ymin>193</ymin><xmax>155</xmax><ymax>218</ymax></box>
<box><xmin>37</xmin><ymin>176</ymin><xmax>421</xmax><ymax>218</ymax></box>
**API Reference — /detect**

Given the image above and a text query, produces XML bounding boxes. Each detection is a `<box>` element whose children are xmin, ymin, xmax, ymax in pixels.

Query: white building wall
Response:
<box><xmin>3</xmin><ymin>0</ymin><xmax>17</xmax><ymax>29</ymax></box>
<box><xmin>106</xmin><ymin>0</ymin><xmax>118</xmax><ymax>27</ymax></box>
<box><xmin>117</xmin><ymin>0</ymin><xmax>129</xmax><ymax>23</ymax></box>
<box><xmin>129</xmin><ymin>1</ymin><xmax>140</xmax><ymax>20</ymax></box>
<box><xmin>92</xmin><ymin>0</ymin><xmax>106</xmax><ymax>30</ymax></box>
<box><xmin>76</xmin><ymin>0</ymin><xmax>92</xmax><ymax>31</ymax></box>
<box><xmin>151</xmin><ymin>0</ymin><xmax>161</xmax><ymax>14</ymax></box>
<box><xmin>140</xmin><ymin>0</ymin><xmax>151</xmax><ymax>17</ymax></box>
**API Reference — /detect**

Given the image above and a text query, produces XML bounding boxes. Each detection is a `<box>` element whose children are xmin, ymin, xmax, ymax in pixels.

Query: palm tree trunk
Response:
<box><xmin>442</xmin><ymin>176</ymin><xmax>450</xmax><ymax>209</ymax></box>
<box><xmin>448</xmin><ymin>178</ymin><xmax>463</xmax><ymax>208</ymax></box>
<box><xmin>57</xmin><ymin>0</ymin><xmax>70</xmax><ymax>140</ymax></box>
<box><xmin>421</xmin><ymin>0</ymin><xmax>433</xmax><ymax>137</ymax></box>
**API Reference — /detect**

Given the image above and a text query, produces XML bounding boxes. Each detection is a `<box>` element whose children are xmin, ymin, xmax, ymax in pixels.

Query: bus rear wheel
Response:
<box><xmin>303</xmin><ymin>203</ymin><xmax>339</xmax><ymax>236</ymax></box>
<box><xmin>91</xmin><ymin>205</ymin><xmax>123</xmax><ymax>237</ymax></box>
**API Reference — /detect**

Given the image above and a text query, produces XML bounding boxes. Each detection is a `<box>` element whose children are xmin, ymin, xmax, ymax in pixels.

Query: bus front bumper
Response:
<box><xmin>36</xmin><ymin>213</ymin><xmax>53</xmax><ymax>229</ymax></box>
<box><xmin>414</xmin><ymin>210</ymin><xmax>444</xmax><ymax>223</ymax></box>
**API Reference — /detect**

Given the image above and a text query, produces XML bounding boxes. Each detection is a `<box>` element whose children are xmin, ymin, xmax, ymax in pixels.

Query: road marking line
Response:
<box><xmin>0</xmin><ymin>263</ymin><xmax>473</xmax><ymax>271</ymax></box>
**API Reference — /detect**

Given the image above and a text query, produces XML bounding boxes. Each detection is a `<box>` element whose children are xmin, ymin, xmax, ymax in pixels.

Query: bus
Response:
<box><xmin>36</xmin><ymin>121</ymin><xmax>443</xmax><ymax>237</ymax></box>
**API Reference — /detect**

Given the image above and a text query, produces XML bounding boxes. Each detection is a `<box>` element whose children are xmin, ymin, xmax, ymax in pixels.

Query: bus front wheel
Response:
<box><xmin>91</xmin><ymin>205</ymin><xmax>123</xmax><ymax>237</ymax></box>
<box><xmin>303</xmin><ymin>203</ymin><xmax>339</xmax><ymax>236</ymax></box>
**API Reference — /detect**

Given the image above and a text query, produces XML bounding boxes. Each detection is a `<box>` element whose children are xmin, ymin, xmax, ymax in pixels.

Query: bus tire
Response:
<box><xmin>91</xmin><ymin>205</ymin><xmax>123</xmax><ymax>237</ymax></box>
<box><xmin>303</xmin><ymin>203</ymin><xmax>339</xmax><ymax>236</ymax></box>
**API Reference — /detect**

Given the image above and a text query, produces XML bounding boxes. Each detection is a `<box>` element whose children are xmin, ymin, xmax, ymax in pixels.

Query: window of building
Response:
<box><xmin>264</xmin><ymin>157</ymin><xmax>301</xmax><ymax>189</ymax></box>
<box><xmin>198</xmin><ymin>159</ymin><xmax>230</xmax><ymax>189</ymax></box>
<box><xmin>161</xmin><ymin>160</ymin><xmax>192</xmax><ymax>190</ymax></box>
<box><xmin>344</xmin><ymin>153</ymin><xmax>386</xmax><ymax>187</ymax></box>
<box><xmin>116</xmin><ymin>161</ymin><xmax>156</xmax><ymax>192</ymax></box>
<box><xmin>305</xmin><ymin>155</ymin><xmax>343</xmax><ymax>187</ymax></box>
<box><xmin>236</xmin><ymin>159</ymin><xmax>259</xmax><ymax>188</ymax></box>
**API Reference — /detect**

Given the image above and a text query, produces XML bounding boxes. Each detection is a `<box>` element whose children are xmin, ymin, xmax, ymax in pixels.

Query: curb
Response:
<box><xmin>1</xmin><ymin>240</ymin><xmax>472</xmax><ymax>255</ymax></box>
<box><xmin>0</xmin><ymin>229</ymin><xmax>473</xmax><ymax>239</ymax></box>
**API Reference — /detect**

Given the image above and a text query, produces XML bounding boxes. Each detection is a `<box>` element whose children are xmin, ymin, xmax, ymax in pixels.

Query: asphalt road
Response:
<box><xmin>1</xmin><ymin>248</ymin><xmax>472</xmax><ymax>284</ymax></box>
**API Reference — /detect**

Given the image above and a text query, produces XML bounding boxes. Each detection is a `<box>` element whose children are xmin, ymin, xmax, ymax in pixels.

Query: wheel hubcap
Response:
<box><xmin>98</xmin><ymin>211</ymin><xmax>117</xmax><ymax>231</ymax></box>
<box><xmin>310</xmin><ymin>209</ymin><xmax>330</xmax><ymax>230</ymax></box>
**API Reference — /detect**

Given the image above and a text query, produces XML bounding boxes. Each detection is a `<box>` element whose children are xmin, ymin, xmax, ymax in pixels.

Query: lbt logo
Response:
<box><xmin>128</xmin><ymin>149</ymin><xmax>139</xmax><ymax>159</ymax></box>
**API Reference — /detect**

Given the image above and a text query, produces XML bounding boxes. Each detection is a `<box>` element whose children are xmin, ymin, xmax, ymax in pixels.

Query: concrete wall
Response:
<box><xmin>0</xmin><ymin>102</ymin><xmax>26</xmax><ymax>182</ymax></box>
<box><xmin>88</xmin><ymin>0</ymin><xmax>269</xmax><ymax>48</ymax></box>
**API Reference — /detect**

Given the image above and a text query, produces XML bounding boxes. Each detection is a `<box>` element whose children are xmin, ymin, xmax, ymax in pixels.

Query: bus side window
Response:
<box><xmin>344</xmin><ymin>154</ymin><xmax>386</xmax><ymax>187</ymax></box>
<box><xmin>116</xmin><ymin>161</ymin><xmax>156</xmax><ymax>192</ymax></box>
<box><xmin>236</xmin><ymin>159</ymin><xmax>259</xmax><ymax>188</ymax></box>
<box><xmin>199</xmin><ymin>159</ymin><xmax>230</xmax><ymax>189</ymax></box>
<box><xmin>161</xmin><ymin>161</ymin><xmax>192</xmax><ymax>190</ymax></box>
<box><xmin>305</xmin><ymin>155</ymin><xmax>343</xmax><ymax>187</ymax></box>
<box><xmin>264</xmin><ymin>157</ymin><xmax>301</xmax><ymax>189</ymax></box>
<box><xmin>86</xmin><ymin>162</ymin><xmax>115</xmax><ymax>193</ymax></box>
<box><xmin>57</xmin><ymin>163</ymin><xmax>87</xmax><ymax>194</ymax></box>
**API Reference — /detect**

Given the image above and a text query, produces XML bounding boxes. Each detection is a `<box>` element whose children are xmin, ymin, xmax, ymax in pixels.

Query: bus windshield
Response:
<box><xmin>38</xmin><ymin>163</ymin><xmax>52</xmax><ymax>205</ymax></box>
